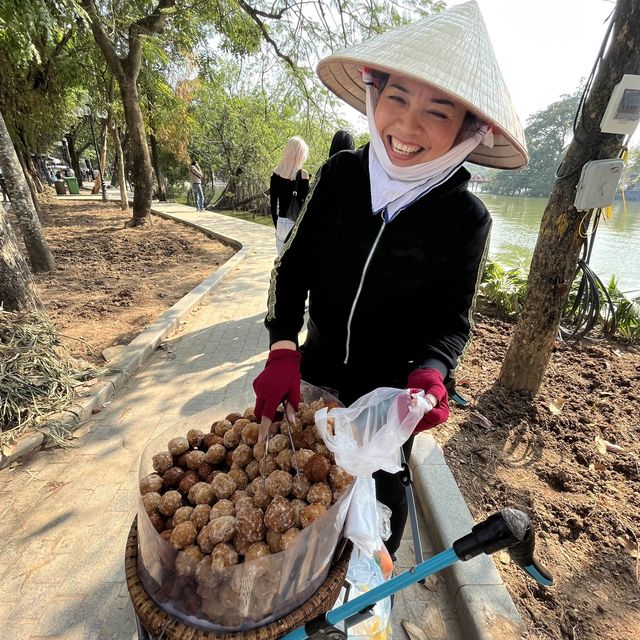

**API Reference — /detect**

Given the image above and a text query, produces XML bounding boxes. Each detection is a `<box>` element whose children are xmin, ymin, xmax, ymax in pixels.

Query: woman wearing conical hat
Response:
<box><xmin>253</xmin><ymin>2</ymin><xmax>527</xmax><ymax>554</ymax></box>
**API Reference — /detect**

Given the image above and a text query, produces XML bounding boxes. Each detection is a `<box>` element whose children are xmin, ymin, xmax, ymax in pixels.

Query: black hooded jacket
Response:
<box><xmin>265</xmin><ymin>145</ymin><xmax>491</xmax><ymax>399</ymax></box>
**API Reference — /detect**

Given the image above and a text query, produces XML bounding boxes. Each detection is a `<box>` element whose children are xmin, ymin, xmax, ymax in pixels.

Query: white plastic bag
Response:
<box><xmin>315</xmin><ymin>387</ymin><xmax>431</xmax><ymax>554</ymax></box>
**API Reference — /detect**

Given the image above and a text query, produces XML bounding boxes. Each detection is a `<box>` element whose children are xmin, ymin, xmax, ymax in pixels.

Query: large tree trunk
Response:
<box><xmin>149</xmin><ymin>132</ymin><xmax>166</xmax><ymax>202</ymax></box>
<box><xmin>498</xmin><ymin>0</ymin><xmax>640</xmax><ymax>392</ymax></box>
<box><xmin>120</xmin><ymin>79</ymin><xmax>154</xmax><ymax>225</ymax></box>
<box><xmin>0</xmin><ymin>210</ymin><xmax>42</xmax><ymax>312</ymax></box>
<box><xmin>18</xmin><ymin>150</ymin><xmax>41</xmax><ymax>213</ymax></box>
<box><xmin>0</xmin><ymin>111</ymin><xmax>56</xmax><ymax>273</ymax></box>
<box><xmin>112</xmin><ymin>125</ymin><xmax>128</xmax><ymax>211</ymax></box>
<box><xmin>66</xmin><ymin>132</ymin><xmax>83</xmax><ymax>186</ymax></box>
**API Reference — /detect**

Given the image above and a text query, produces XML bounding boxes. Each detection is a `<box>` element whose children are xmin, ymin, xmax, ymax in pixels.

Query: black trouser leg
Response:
<box><xmin>373</xmin><ymin>436</ymin><xmax>414</xmax><ymax>556</ymax></box>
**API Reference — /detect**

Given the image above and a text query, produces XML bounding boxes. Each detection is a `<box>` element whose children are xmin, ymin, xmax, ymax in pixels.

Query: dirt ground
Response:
<box><xmin>13</xmin><ymin>198</ymin><xmax>640</xmax><ymax>638</ymax></box>
<box><xmin>438</xmin><ymin>300</ymin><xmax>640</xmax><ymax>640</ymax></box>
<box><xmin>23</xmin><ymin>197</ymin><xmax>236</xmax><ymax>364</ymax></box>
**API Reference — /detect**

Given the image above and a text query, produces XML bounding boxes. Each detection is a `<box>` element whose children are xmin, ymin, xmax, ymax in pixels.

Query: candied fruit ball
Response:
<box><xmin>282</xmin><ymin>527</ymin><xmax>300</xmax><ymax>549</ymax></box>
<box><xmin>142</xmin><ymin>492</ymin><xmax>161</xmax><ymax>515</ymax></box>
<box><xmin>176</xmin><ymin>452</ymin><xmax>190</xmax><ymax>468</ymax></box>
<box><xmin>178</xmin><ymin>471</ymin><xmax>200</xmax><ymax>495</ymax></box>
<box><xmin>186</xmin><ymin>429</ymin><xmax>205</xmax><ymax>449</ymax></box>
<box><xmin>230</xmin><ymin>490</ymin><xmax>250</xmax><ymax>505</ymax></box>
<box><xmin>264</xmin><ymin>496</ymin><xmax>295</xmax><ymax>533</ymax></box>
<box><xmin>173</xmin><ymin>506</ymin><xmax>194</xmax><ymax>525</ymax></box>
<box><xmin>202</xmin><ymin>433</ymin><xmax>224</xmax><ymax>449</ymax></box>
<box><xmin>237</xmin><ymin>507</ymin><xmax>265</xmax><ymax>543</ymax></box>
<box><xmin>160</xmin><ymin>529</ymin><xmax>173</xmax><ymax>543</ymax></box>
<box><xmin>243</xmin><ymin>407</ymin><xmax>257</xmax><ymax>421</ymax></box>
<box><xmin>298</xmin><ymin>406</ymin><xmax>316</xmax><ymax>426</ymax></box>
<box><xmin>231</xmin><ymin>444</ymin><xmax>253</xmax><ymax>467</ymax></box>
<box><xmin>266</xmin><ymin>528</ymin><xmax>284</xmax><ymax>553</ymax></box>
<box><xmin>158</xmin><ymin>490</ymin><xmax>182</xmax><ymax>516</ymax></box>
<box><xmin>211</xmin><ymin>542</ymin><xmax>239</xmax><ymax>569</ymax></box>
<box><xmin>225</xmin><ymin>412</ymin><xmax>243</xmax><ymax>424</ymax></box>
<box><xmin>188</xmin><ymin>482</ymin><xmax>209</xmax><ymax>504</ymax></box>
<box><xmin>241</xmin><ymin>423</ymin><xmax>260</xmax><ymax>446</ymax></box>
<box><xmin>223</xmin><ymin>429</ymin><xmax>241</xmax><ymax>449</ymax></box>
<box><xmin>198</xmin><ymin>462</ymin><xmax>214</xmax><ymax>480</ymax></box>
<box><xmin>253</xmin><ymin>442</ymin><xmax>266</xmax><ymax>459</ymax></box>
<box><xmin>245</xmin><ymin>459</ymin><xmax>260</xmax><ymax>480</ymax></box>
<box><xmin>152</xmin><ymin>451</ymin><xmax>173</xmax><ymax>474</ymax></box>
<box><xmin>301</xmin><ymin>503</ymin><xmax>326</xmax><ymax>528</ymax></box>
<box><xmin>293</xmin><ymin>449</ymin><xmax>315</xmax><ymax>472</ymax></box>
<box><xmin>292</xmin><ymin>429</ymin><xmax>315</xmax><ymax>449</ymax></box>
<box><xmin>168</xmin><ymin>437</ymin><xmax>189</xmax><ymax>456</ymax></box>
<box><xmin>265</xmin><ymin>470</ymin><xmax>293</xmax><ymax>498</ymax></box>
<box><xmin>307</xmin><ymin>482</ymin><xmax>332</xmax><ymax>508</ymax></box>
<box><xmin>235</xmin><ymin>496</ymin><xmax>255</xmax><ymax>514</ymax></box>
<box><xmin>276</xmin><ymin>449</ymin><xmax>294</xmax><ymax>472</ymax></box>
<box><xmin>175</xmin><ymin>545</ymin><xmax>203</xmax><ymax>577</ymax></box>
<box><xmin>329</xmin><ymin>465</ymin><xmax>354</xmax><ymax>493</ymax></box>
<box><xmin>309</xmin><ymin>399</ymin><xmax>326</xmax><ymax>411</ymax></box>
<box><xmin>210</xmin><ymin>499</ymin><xmax>235</xmax><ymax>519</ymax></box>
<box><xmin>245</xmin><ymin>541</ymin><xmax>270</xmax><ymax>561</ymax></box>
<box><xmin>162</xmin><ymin>466</ymin><xmax>185</xmax><ymax>489</ymax></box>
<box><xmin>213</xmin><ymin>419</ymin><xmax>233</xmax><ymax>437</ymax></box>
<box><xmin>249</xmin><ymin>481</ymin><xmax>272</xmax><ymax>510</ymax></box>
<box><xmin>140</xmin><ymin>473</ymin><xmax>163</xmax><ymax>495</ymax></box>
<box><xmin>211</xmin><ymin>473</ymin><xmax>237</xmax><ymax>500</ymax></box>
<box><xmin>171</xmin><ymin>521</ymin><xmax>197</xmax><ymax>549</ymax></box>
<box><xmin>305</xmin><ymin>454</ymin><xmax>331</xmax><ymax>483</ymax></box>
<box><xmin>190</xmin><ymin>504</ymin><xmax>211</xmax><ymax>530</ymax></box>
<box><xmin>228</xmin><ymin>467</ymin><xmax>248</xmax><ymax>490</ymax></box>
<box><xmin>184</xmin><ymin>450</ymin><xmax>206</xmax><ymax>470</ymax></box>
<box><xmin>148</xmin><ymin>512</ymin><xmax>165</xmax><ymax>533</ymax></box>
<box><xmin>233</xmin><ymin>533</ymin><xmax>251</xmax><ymax>556</ymax></box>
<box><xmin>205</xmin><ymin>443</ymin><xmax>226</xmax><ymax>465</ymax></box>
<box><xmin>208</xmin><ymin>515</ymin><xmax>236</xmax><ymax>545</ymax></box>
<box><xmin>197</xmin><ymin>522</ymin><xmax>215</xmax><ymax>554</ymax></box>
<box><xmin>290</xmin><ymin>499</ymin><xmax>307</xmax><ymax>528</ymax></box>
<box><xmin>291</xmin><ymin>474</ymin><xmax>311</xmax><ymax>500</ymax></box>
<box><xmin>311</xmin><ymin>442</ymin><xmax>330</xmax><ymax>457</ymax></box>
<box><xmin>267</xmin><ymin>434</ymin><xmax>289</xmax><ymax>454</ymax></box>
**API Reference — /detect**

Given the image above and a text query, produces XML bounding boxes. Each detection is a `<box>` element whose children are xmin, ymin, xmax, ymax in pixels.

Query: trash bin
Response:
<box><xmin>54</xmin><ymin>180</ymin><xmax>67</xmax><ymax>195</ymax></box>
<box><xmin>64</xmin><ymin>177</ymin><xmax>79</xmax><ymax>194</ymax></box>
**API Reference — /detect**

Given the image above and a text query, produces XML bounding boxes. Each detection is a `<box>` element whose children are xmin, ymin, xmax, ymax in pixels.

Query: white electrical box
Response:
<box><xmin>600</xmin><ymin>74</ymin><xmax>640</xmax><ymax>135</ymax></box>
<box><xmin>574</xmin><ymin>159</ymin><xmax>624</xmax><ymax>211</ymax></box>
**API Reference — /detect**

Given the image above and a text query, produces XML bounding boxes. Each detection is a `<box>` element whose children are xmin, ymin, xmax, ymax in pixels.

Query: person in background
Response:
<box><xmin>328</xmin><ymin>129</ymin><xmax>355</xmax><ymax>158</ymax></box>
<box><xmin>252</xmin><ymin>2</ymin><xmax>527</xmax><ymax>556</ymax></box>
<box><xmin>270</xmin><ymin>136</ymin><xmax>310</xmax><ymax>254</ymax></box>
<box><xmin>189</xmin><ymin>160</ymin><xmax>205</xmax><ymax>211</ymax></box>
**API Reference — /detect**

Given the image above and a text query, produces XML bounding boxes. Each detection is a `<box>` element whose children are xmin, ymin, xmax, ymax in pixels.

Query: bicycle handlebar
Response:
<box><xmin>453</xmin><ymin>508</ymin><xmax>553</xmax><ymax>586</ymax></box>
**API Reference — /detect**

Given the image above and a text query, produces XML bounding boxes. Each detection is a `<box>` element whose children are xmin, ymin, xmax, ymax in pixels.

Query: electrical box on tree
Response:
<box><xmin>574</xmin><ymin>159</ymin><xmax>624</xmax><ymax>211</ymax></box>
<box><xmin>600</xmin><ymin>74</ymin><xmax>640</xmax><ymax>135</ymax></box>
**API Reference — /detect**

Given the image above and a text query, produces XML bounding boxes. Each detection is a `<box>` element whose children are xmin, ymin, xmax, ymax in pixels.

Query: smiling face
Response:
<box><xmin>374</xmin><ymin>73</ymin><xmax>467</xmax><ymax>166</ymax></box>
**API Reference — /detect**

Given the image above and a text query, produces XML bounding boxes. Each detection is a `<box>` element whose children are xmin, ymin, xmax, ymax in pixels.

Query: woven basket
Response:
<box><xmin>126</xmin><ymin>517</ymin><xmax>352</xmax><ymax>639</ymax></box>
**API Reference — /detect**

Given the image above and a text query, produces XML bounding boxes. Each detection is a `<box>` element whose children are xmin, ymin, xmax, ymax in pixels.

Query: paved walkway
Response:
<box><xmin>0</xmin><ymin>197</ymin><xmax>461</xmax><ymax>639</ymax></box>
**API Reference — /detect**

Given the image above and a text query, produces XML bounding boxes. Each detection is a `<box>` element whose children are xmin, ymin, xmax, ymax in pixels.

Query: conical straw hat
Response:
<box><xmin>316</xmin><ymin>1</ymin><xmax>527</xmax><ymax>169</ymax></box>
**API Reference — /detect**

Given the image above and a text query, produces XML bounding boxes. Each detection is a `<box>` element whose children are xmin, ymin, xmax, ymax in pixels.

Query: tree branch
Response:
<box><xmin>79</xmin><ymin>0</ymin><xmax>125</xmax><ymax>82</ymax></box>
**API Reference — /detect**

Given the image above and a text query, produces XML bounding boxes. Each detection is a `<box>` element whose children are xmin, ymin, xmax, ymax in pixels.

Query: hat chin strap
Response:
<box><xmin>364</xmin><ymin>83</ymin><xmax>493</xmax><ymax>183</ymax></box>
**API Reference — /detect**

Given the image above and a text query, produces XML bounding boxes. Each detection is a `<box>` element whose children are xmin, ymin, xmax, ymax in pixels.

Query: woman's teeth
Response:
<box><xmin>390</xmin><ymin>136</ymin><xmax>422</xmax><ymax>156</ymax></box>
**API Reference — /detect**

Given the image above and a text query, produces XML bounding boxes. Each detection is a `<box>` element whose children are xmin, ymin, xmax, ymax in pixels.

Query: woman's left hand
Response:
<box><xmin>407</xmin><ymin>367</ymin><xmax>449</xmax><ymax>432</ymax></box>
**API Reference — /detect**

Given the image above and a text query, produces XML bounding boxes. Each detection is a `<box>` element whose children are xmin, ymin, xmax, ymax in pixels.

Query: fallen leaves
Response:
<box><xmin>595</xmin><ymin>436</ymin><xmax>625</xmax><ymax>456</ymax></box>
<box><xmin>548</xmin><ymin>397</ymin><xmax>566</xmax><ymax>415</ymax></box>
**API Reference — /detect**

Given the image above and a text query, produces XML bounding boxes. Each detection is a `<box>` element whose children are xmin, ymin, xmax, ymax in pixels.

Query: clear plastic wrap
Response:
<box><xmin>137</xmin><ymin>383</ymin><xmax>354</xmax><ymax>631</ymax></box>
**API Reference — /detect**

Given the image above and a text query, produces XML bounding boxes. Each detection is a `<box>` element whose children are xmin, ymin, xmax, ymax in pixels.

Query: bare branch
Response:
<box><xmin>79</xmin><ymin>0</ymin><xmax>125</xmax><ymax>82</ymax></box>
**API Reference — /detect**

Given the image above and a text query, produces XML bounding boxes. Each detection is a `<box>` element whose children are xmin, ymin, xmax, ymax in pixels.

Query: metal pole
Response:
<box><xmin>88</xmin><ymin>109</ymin><xmax>107</xmax><ymax>202</ymax></box>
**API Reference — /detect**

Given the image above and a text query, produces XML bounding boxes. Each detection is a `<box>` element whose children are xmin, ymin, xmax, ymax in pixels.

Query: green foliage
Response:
<box><xmin>487</xmin><ymin>89</ymin><xmax>582</xmax><ymax>198</ymax></box>
<box><xmin>480</xmin><ymin>259</ymin><xmax>529</xmax><ymax>316</ymax></box>
<box><xmin>607</xmin><ymin>276</ymin><xmax>640</xmax><ymax>341</ymax></box>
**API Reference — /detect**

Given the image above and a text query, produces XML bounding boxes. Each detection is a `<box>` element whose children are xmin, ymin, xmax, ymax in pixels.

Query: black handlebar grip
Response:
<box><xmin>452</xmin><ymin>508</ymin><xmax>553</xmax><ymax>586</ymax></box>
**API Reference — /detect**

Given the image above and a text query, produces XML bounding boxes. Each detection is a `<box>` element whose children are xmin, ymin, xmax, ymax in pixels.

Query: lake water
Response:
<box><xmin>478</xmin><ymin>194</ymin><xmax>640</xmax><ymax>296</ymax></box>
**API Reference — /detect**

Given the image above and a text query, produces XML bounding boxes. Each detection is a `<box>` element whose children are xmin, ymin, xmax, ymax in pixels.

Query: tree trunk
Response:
<box><xmin>0</xmin><ymin>210</ymin><xmax>42</xmax><ymax>312</ymax></box>
<box><xmin>112</xmin><ymin>125</ymin><xmax>128</xmax><ymax>211</ymax></box>
<box><xmin>0</xmin><ymin>110</ymin><xmax>56</xmax><ymax>273</ymax></box>
<box><xmin>498</xmin><ymin>0</ymin><xmax>640</xmax><ymax>393</ymax></box>
<box><xmin>149</xmin><ymin>132</ymin><xmax>166</xmax><ymax>201</ymax></box>
<box><xmin>18</xmin><ymin>150</ymin><xmax>40</xmax><ymax>213</ymax></box>
<box><xmin>67</xmin><ymin>132</ymin><xmax>83</xmax><ymax>186</ymax></box>
<box><xmin>120</xmin><ymin>79</ymin><xmax>153</xmax><ymax>225</ymax></box>
<box><xmin>111</xmin><ymin>155</ymin><xmax>120</xmax><ymax>188</ymax></box>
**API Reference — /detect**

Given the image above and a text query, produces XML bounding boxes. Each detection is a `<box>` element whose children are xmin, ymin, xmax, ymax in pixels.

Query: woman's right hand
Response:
<box><xmin>253</xmin><ymin>346</ymin><xmax>301</xmax><ymax>441</ymax></box>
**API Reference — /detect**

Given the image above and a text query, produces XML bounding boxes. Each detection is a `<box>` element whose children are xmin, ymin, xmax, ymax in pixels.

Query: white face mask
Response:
<box><xmin>362</xmin><ymin>71</ymin><xmax>494</xmax><ymax>218</ymax></box>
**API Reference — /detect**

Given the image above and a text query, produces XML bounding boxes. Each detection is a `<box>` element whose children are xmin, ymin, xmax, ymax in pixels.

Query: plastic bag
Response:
<box><xmin>137</xmin><ymin>384</ymin><xmax>355</xmax><ymax>632</ymax></box>
<box><xmin>315</xmin><ymin>387</ymin><xmax>431</xmax><ymax>554</ymax></box>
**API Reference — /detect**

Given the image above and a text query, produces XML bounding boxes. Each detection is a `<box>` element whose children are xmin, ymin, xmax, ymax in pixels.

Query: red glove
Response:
<box><xmin>407</xmin><ymin>368</ymin><xmax>449</xmax><ymax>432</ymax></box>
<box><xmin>253</xmin><ymin>349</ymin><xmax>302</xmax><ymax>421</ymax></box>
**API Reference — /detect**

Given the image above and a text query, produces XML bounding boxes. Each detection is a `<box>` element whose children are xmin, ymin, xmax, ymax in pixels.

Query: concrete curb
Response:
<box><xmin>0</xmin><ymin>203</ymin><xmax>249</xmax><ymax>470</ymax></box>
<box><xmin>410</xmin><ymin>434</ymin><xmax>526</xmax><ymax>639</ymax></box>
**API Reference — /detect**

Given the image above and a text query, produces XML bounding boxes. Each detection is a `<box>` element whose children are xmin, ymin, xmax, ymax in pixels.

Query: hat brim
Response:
<box><xmin>317</xmin><ymin>56</ymin><xmax>528</xmax><ymax>170</ymax></box>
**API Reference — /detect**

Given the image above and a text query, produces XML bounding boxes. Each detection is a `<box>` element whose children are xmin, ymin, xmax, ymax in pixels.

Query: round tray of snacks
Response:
<box><xmin>126</xmin><ymin>384</ymin><xmax>356</xmax><ymax>639</ymax></box>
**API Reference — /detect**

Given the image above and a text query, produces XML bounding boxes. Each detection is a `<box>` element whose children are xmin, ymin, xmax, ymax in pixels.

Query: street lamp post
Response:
<box><xmin>74</xmin><ymin>97</ymin><xmax>107</xmax><ymax>202</ymax></box>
